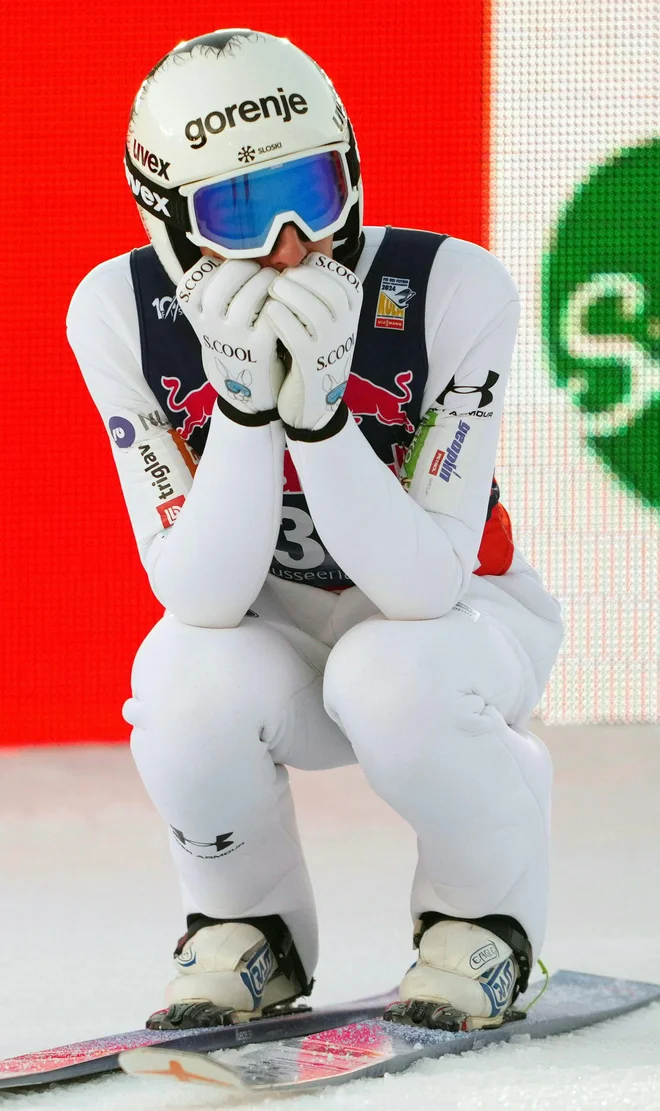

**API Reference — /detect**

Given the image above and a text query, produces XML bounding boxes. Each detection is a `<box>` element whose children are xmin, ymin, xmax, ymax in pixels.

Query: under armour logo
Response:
<box><xmin>437</xmin><ymin>370</ymin><xmax>500</xmax><ymax>409</ymax></box>
<box><xmin>171</xmin><ymin>828</ymin><xmax>234</xmax><ymax>853</ymax></box>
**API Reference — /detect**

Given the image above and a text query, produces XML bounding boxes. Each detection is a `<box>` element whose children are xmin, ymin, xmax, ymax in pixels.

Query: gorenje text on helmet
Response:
<box><xmin>185</xmin><ymin>89</ymin><xmax>309</xmax><ymax>149</ymax></box>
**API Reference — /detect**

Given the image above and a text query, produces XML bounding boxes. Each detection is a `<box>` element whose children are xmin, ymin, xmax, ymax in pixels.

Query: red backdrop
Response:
<box><xmin>1</xmin><ymin>0</ymin><xmax>488</xmax><ymax>744</ymax></box>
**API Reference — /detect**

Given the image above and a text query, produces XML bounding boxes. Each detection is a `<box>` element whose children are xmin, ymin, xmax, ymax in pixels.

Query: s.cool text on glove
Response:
<box><xmin>202</xmin><ymin>337</ymin><xmax>257</xmax><ymax>362</ymax></box>
<box><xmin>317</xmin><ymin>333</ymin><xmax>355</xmax><ymax>370</ymax></box>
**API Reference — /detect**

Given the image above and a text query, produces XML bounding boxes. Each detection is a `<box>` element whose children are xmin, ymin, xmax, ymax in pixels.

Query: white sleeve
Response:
<box><xmin>66</xmin><ymin>255</ymin><xmax>284</xmax><ymax>628</ymax></box>
<box><xmin>287</xmin><ymin>239</ymin><xmax>519</xmax><ymax>620</ymax></box>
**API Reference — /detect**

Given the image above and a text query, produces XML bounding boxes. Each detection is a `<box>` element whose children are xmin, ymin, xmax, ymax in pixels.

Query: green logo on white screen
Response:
<box><xmin>543</xmin><ymin>139</ymin><xmax>660</xmax><ymax>509</ymax></box>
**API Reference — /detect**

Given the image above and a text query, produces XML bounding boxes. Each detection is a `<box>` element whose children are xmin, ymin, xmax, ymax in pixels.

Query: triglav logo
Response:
<box><xmin>544</xmin><ymin>139</ymin><xmax>660</xmax><ymax>510</ymax></box>
<box><xmin>138</xmin><ymin>442</ymin><xmax>174</xmax><ymax>502</ymax></box>
<box><xmin>185</xmin><ymin>89</ymin><xmax>309</xmax><ymax>149</ymax></box>
<box><xmin>157</xmin><ymin>494</ymin><xmax>185</xmax><ymax>529</ymax></box>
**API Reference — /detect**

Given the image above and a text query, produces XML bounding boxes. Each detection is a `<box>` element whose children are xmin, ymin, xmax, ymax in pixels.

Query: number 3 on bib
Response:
<box><xmin>275</xmin><ymin>506</ymin><xmax>326</xmax><ymax>569</ymax></box>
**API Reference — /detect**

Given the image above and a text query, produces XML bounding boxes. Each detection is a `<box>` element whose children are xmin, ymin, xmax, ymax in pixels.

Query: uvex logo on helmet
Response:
<box><xmin>131</xmin><ymin>140</ymin><xmax>171</xmax><ymax>180</ymax></box>
<box><xmin>185</xmin><ymin>88</ymin><xmax>308</xmax><ymax>149</ymax></box>
<box><xmin>125</xmin><ymin>164</ymin><xmax>171</xmax><ymax>216</ymax></box>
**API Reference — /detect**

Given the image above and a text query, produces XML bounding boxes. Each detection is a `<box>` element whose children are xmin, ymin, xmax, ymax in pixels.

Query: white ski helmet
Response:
<box><xmin>125</xmin><ymin>29</ymin><xmax>364</xmax><ymax>285</ymax></box>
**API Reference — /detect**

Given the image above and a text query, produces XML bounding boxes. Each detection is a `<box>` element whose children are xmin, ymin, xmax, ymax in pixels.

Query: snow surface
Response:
<box><xmin>1</xmin><ymin>722</ymin><xmax>659</xmax><ymax>1109</ymax></box>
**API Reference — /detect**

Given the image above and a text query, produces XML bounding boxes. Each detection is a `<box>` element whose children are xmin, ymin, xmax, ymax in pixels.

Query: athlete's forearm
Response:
<box><xmin>146</xmin><ymin>404</ymin><xmax>284</xmax><ymax>626</ymax></box>
<box><xmin>287</xmin><ymin>413</ymin><xmax>475</xmax><ymax>620</ymax></box>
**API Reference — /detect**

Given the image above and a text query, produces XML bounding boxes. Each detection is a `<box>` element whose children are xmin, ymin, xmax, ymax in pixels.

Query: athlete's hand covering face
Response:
<box><xmin>175</xmin><ymin>257</ymin><xmax>285</xmax><ymax>416</ymax></box>
<box><xmin>266</xmin><ymin>255</ymin><xmax>363</xmax><ymax>431</ymax></box>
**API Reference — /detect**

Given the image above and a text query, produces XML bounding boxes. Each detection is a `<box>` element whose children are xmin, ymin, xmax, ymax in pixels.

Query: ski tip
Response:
<box><xmin>118</xmin><ymin>1047</ymin><xmax>247</xmax><ymax>1089</ymax></box>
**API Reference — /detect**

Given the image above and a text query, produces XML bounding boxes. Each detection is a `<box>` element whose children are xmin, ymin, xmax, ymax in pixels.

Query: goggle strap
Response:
<box><xmin>345</xmin><ymin>119</ymin><xmax>360</xmax><ymax>188</ymax></box>
<box><xmin>124</xmin><ymin>148</ymin><xmax>191</xmax><ymax>233</ymax></box>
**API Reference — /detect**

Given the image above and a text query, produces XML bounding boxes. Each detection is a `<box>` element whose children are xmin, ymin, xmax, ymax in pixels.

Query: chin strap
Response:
<box><xmin>334</xmin><ymin>228</ymin><xmax>365</xmax><ymax>272</ymax></box>
<box><xmin>167</xmin><ymin>223</ymin><xmax>203</xmax><ymax>276</ymax></box>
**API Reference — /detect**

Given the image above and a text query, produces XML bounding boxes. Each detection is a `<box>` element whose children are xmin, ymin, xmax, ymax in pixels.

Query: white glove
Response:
<box><xmin>175</xmin><ymin>257</ymin><xmax>285</xmax><ymax>417</ymax></box>
<box><xmin>265</xmin><ymin>254</ymin><xmax>363</xmax><ymax>432</ymax></box>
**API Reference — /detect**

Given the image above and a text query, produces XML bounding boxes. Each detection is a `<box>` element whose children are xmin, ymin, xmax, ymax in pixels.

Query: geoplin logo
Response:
<box><xmin>543</xmin><ymin>138</ymin><xmax>660</xmax><ymax>510</ymax></box>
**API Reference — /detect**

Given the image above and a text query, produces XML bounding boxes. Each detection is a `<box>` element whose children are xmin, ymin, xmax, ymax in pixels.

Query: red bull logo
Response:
<box><xmin>283</xmin><ymin>449</ymin><xmax>302</xmax><ymax>494</ymax></box>
<box><xmin>344</xmin><ymin>370</ymin><xmax>415</xmax><ymax>434</ymax></box>
<box><xmin>162</xmin><ymin>377</ymin><xmax>217</xmax><ymax>440</ymax></box>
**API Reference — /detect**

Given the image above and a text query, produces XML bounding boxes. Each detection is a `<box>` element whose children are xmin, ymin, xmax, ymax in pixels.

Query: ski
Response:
<box><xmin>119</xmin><ymin>969</ymin><xmax>660</xmax><ymax>1094</ymax></box>
<box><xmin>0</xmin><ymin>987</ymin><xmax>395</xmax><ymax>1090</ymax></box>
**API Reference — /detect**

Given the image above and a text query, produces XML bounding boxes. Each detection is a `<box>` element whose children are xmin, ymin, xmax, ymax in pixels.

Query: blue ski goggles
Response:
<box><xmin>179</xmin><ymin>145</ymin><xmax>354</xmax><ymax>258</ymax></box>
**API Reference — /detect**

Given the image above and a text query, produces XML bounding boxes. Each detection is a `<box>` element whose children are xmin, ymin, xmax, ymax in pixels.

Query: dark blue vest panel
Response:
<box><xmin>130</xmin><ymin>227</ymin><xmax>448</xmax><ymax>590</ymax></box>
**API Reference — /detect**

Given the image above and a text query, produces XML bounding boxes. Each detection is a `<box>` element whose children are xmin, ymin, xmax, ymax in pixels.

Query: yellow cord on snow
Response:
<box><xmin>520</xmin><ymin>958</ymin><xmax>550</xmax><ymax>1013</ymax></box>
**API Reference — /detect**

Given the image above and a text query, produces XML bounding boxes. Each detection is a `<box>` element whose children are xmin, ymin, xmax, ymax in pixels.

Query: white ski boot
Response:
<box><xmin>384</xmin><ymin>916</ymin><xmax>531</xmax><ymax>1031</ymax></box>
<box><xmin>147</xmin><ymin>915</ymin><xmax>309</xmax><ymax>1029</ymax></box>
